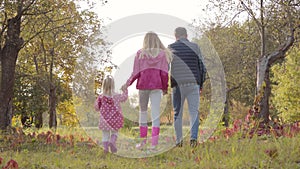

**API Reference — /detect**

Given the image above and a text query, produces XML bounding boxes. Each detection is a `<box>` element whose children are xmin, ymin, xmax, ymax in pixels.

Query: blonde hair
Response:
<box><xmin>139</xmin><ymin>31</ymin><xmax>172</xmax><ymax>63</ymax></box>
<box><xmin>102</xmin><ymin>75</ymin><xmax>115</xmax><ymax>96</ymax></box>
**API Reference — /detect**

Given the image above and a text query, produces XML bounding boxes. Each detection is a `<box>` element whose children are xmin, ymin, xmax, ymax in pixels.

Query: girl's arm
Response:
<box><xmin>160</xmin><ymin>70</ymin><xmax>168</xmax><ymax>93</ymax></box>
<box><xmin>126</xmin><ymin>52</ymin><xmax>141</xmax><ymax>86</ymax></box>
<box><xmin>94</xmin><ymin>96</ymin><xmax>101</xmax><ymax>111</ymax></box>
<box><xmin>118</xmin><ymin>88</ymin><xmax>128</xmax><ymax>102</ymax></box>
<box><xmin>161</xmin><ymin>54</ymin><xmax>169</xmax><ymax>94</ymax></box>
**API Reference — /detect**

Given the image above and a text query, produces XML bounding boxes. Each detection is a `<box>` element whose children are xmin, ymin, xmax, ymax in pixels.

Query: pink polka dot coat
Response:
<box><xmin>94</xmin><ymin>89</ymin><xmax>128</xmax><ymax>131</ymax></box>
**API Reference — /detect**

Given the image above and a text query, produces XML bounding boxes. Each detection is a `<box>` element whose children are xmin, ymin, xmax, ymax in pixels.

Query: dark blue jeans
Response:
<box><xmin>172</xmin><ymin>84</ymin><xmax>200</xmax><ymax>144</ymax></box>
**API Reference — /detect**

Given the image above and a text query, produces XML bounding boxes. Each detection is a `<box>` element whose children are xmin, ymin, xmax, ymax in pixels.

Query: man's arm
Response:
<box><xmin>196</xmin><ymin>45</ymin><xmax>207</xmax><ymax>89</ymax></box>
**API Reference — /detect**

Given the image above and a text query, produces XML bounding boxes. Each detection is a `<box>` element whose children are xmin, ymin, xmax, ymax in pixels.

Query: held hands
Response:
<box><xmin>121</xmin><ymin>84</ymin><xmax>128</xmax><ymax>92</ymax></box>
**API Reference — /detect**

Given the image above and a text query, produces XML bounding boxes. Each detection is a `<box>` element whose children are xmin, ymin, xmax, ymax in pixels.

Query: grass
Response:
<box><xmin>0</xmin><ymin>126</ymin><xmax>300</xmax><ymax>169</ymax></box>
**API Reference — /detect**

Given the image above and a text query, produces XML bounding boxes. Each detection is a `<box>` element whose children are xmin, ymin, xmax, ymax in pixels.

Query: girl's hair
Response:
<box><xmin>139</xmin><ymin>31</ymin><xmax>172</xmax><ymax>63</ymax></box>
<box><xmin>102</xmin><ymin>75</ymin><xmax>115</xmax><ymax>96</ymax></box>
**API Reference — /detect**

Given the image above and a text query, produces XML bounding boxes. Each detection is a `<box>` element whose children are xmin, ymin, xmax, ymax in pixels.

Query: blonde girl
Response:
<box><xmin>95</xmin><ymin>75</ymin><xmax>128</xmax><ymax>153</ymax></box>
<box><xmin>123</xmin><ymin>31</ymin><xmax>172</xmax><ymax>149</ymax></box>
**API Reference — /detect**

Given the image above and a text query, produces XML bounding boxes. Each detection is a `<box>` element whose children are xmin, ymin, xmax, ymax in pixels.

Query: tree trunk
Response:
<box><xmin>223</xmin><ymin>85</ymin><xmax>240</xmax><ymax>127</ymax></box>
<box><xmin>35</xmin><ymin>111</ymin><xmax>43</xmax><ymax>128</ymax></box>
<box><xmin>223</xmin><ymin>97</ymin><xmax>229</xmax><ymax>127</ymax></box>
<box><xmin>48</xmin><ymin>45</ymin><xmax>57</xmax><ymax>129</ymax></box>
<box><xmin>163</xmin><ymin>93</ymin><xmax>173</xmax><ymax>125</ymax></box>
<box><xmin>0</xmin><ymin>17</ymin><xmax>23</xmax><ymax>130</ymax></box>
<box><xmin>256</xmin><ymin>62</ymin><xmax>271</xmax><ymax>123</ymax></box>
<box><xmin>260</xmin><ymin>67</ymin><xmax>271</xmax><ymax>123</ymax></box>
<box><xmin>254</xmin><ymin>34</ymin><xmax>295</xmax><ymax>123</ymax></box>
<box><xmin>166</xmin><ymin>93</ymin><xmax>172</xmax><ymax>125</ymax></box>
<box><xmin>255</xmin><ymin>56</ymin><xmax>269</xmax><ymax>122</ymax></box>
<box><xmin>253</xmin><ymin>0</ymin><xmax>297</xmax><ymax>124</ymax></box>
<box><xmin>49</xmin><ymin>85</ymin><xmax>57</xmax><ymax>128</ymax></box>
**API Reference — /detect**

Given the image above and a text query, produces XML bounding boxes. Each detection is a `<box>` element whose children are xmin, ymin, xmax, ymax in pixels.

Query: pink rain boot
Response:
<box><xmin>102</xmin><ymin>141</ymin><xmax>109</xmax><ymax>154</ymax></box>
<box><xmin>151</xmin><ymin>127</ymin><xmax>160</xmax><ymax>149</ymax></box>
<box><xmin>109</xmin><ymin>134</ymin><xmax>118</xmax><ymax>153</ymax></box>
<box><xmin>136</xmin><ymin>126</ymin><xmax>148</xmax><ymax>149</ymax></box>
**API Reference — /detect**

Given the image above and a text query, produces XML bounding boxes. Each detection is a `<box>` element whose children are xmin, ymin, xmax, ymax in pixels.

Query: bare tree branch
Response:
<box><xmin>223</xmin><ymin>9</ymin><xmax>246</xmax><ymax>27</ymax></box>
<box><xmin>240</xmin><ymin>0</ymin><xmax>262</xmax><ymax>31</ymax></box>
<box><xmin>268</xmin><ymin>7</ymin><xmax>297</xmax><ymax>65</ymax></box>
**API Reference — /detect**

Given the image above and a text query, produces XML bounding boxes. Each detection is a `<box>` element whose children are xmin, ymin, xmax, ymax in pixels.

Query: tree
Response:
<box><xmin>22</xmin><ymin>0</ymin><xmax>103</xmax><ymax>128</ymax></box>
<box><xmin>244</xmin><ymin>0</ymin><xmax>298</xmax><ymax>124</ymax></box>
<box><xmin>205</xmin><ymin>0</ymin><xmax>299</xmax><ymax>123</ymax></box>
<box><xmin>201</xmin><ymin>24</ymin><xmax>258</xmax><ymax>125</ymax></box>
<box><xmin>0</xmin><ymin>0</ymin><xmax>105</xmax><ymax>129</ymax></box>
<box><xmin>0</xmin><ymin>0</ymin><xmax>26</xmax><ymax>129</ymax></box>
<box><xmin>271</xmin><ymin>45</ymin><xmax>300</xmax><ymax>122</ymax></box>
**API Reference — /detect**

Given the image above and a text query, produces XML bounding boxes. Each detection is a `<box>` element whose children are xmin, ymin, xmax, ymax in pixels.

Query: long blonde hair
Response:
<box><xmin>102</xmin><ymin>75</ymin><xmax>115</xmax><ymax>96</ymax></box>
<box><xmin>139</xmin><ymin>31</ymin><xmax>172</xmax><ymax>63</ymax></box>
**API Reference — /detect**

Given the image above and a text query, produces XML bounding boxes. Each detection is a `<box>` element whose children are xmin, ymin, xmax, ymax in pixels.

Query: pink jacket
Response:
<box><xmin>94</xmin><ymin>89</ymin><xmax>128</xmax><ymax>131</ymax></box>
<box><xmin>126</xmin><ymin>50</ymin><xmax>169</xmax><ymax>91</ymax></box>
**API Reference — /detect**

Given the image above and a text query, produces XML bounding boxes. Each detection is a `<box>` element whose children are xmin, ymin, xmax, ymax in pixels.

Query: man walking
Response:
<box><xmin>169</xmin><ymin>27</ymin><xmax>206</xmax><ymax>147</ymax></box>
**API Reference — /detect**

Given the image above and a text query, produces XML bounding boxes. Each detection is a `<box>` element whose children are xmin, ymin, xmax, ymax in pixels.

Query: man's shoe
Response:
<box><xmin>190</xmin><ymin>139</ymin><xmax>198</xmax><ymax>148</ymax></box>
<box><xmin>176</xmin><ymin>141</ymin><xmax>183</xmax><ymax>147</ymax></box>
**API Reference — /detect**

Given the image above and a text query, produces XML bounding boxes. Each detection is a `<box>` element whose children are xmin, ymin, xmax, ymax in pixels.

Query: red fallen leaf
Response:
<box><xmin>46</xmin><ymin>134</ymin><xmax>52</xmax><ymax>144</ymax></box>
<box><xmin>221</xmin><ymin>150</ymin><xmax>229</xmax><ymax>155</ymax></box>
<box><xmin>88</xmin><ymin>137</ymin><xmax>93</xmax><ymax>143</ymax></box>
<box><xmin>3</xmin><ymin>159</ymin><xmax>18</xmax><ymax>169</ymax></box>
<box><xmin>32</xmin><ymin>132</ymin><xmax>36</xmax><ymax>137</ymax></box>
<box><xmin>0</xmin><ymin>157</ymin><xmax>3</xmax><ymax>164</ymax></box>
<box><xmin>168</xmin><ymin>161</ymin><xmax>176</xmax><ymax>167</ymax></box>
<box><xmin>233</xmin><ymin>119</ymin><xmax>242</xmax><ymax>131</ymax></box>
<box><xmin>264</xmin><ymin>148</ymin><xmax>278</xmax><ymax>158</ymax></box>
<box><xmin>69</xmin><ymin>135</ymin><xmax>74</xmax><ymax>146</ymax></box>
<box><xmin>165</xmin><ymin>136</ymin><xmax>171</xmax><ymax>142</ymax></box>
<box><xmin>55</xmin><ymin>134</ymin><xmax>61</xmax><ymax>145</ymax></box>
<box><xmin>194</xmin><ymin>156</ymin><xmax>201</xmax><ymax>163</ymax></box>
<box><xmin>56</xmin><ymin>134</ymin><xmax>61</xmax><ymax>142</ymax></box>
<box><xmin>139</xmin><ymin>158</ymin><xmax>147</xmax><ymax>163</ymax></box>
<box><xmin>46</xmin><ymin>130</ymin><xmax>53</xmax><ymax>136</ymax></box>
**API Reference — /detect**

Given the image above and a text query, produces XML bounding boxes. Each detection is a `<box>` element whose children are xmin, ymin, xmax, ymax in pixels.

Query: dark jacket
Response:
<box><xmin>169</xmin><ymin>38</ymin><xmax>206</xmax><ymax>88</ymax></box>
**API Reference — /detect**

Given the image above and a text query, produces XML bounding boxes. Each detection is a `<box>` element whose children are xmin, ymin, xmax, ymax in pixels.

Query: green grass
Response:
<box><xmin>0</xmin><ymin>127</ymin><xmax>300</xmax><ymax>169</ymax></box>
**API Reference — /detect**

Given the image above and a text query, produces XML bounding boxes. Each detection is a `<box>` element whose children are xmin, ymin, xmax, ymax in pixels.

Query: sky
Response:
<box><xmin>90</xmin><ymin>0</ymin><xmax>211</xmax><ymax>94</ymax></box>
<box><xmin>95</xmin><ymin>0</ymin><xmax>209</xmax><ymax>24</ymax></box>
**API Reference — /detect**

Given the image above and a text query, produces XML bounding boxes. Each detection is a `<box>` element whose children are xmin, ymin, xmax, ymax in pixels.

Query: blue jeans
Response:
<box><xmin>172</xmin><ymin>84</ymin><xmax>200</xmax><ymax>144</ymax></box>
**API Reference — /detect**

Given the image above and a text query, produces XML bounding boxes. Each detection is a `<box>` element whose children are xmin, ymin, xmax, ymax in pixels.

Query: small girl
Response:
<box><xmin>95</xmin><ymin>75</ymin><xmax>128</xmax><ymax>153</ymax></box>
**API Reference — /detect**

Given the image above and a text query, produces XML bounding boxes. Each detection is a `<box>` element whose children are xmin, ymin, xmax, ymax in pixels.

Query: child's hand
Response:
<box><xmin>121</xmin><ymin>84</ymin><xmax>128</xmax><ymax>92</ymax></box>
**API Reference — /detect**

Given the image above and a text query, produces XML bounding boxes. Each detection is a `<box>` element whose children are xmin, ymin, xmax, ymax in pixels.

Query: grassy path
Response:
<box><xmin>0</xmin><ymin>127</ymin><xmax>299</xmax><ymax>169</ymax></box>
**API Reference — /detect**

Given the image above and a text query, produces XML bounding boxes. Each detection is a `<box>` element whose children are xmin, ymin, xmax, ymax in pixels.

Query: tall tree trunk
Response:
<box><xmin>166</xmin><ymin>93</ymin><xmax>172</xmax><ymax>125</ymax></box>
<box><xmin>256</xmin><ymin>63</ymin><xmax>271</xmax><ymax>123</ymax></box>
<box><xmin>256</xmin><ymin>56</ymin><xmax>269</xmax><ymax>123</ymax></box>
<box><xmin>261</xmin><ymin>67</ymin><xmax>271</xmax><ymax>122</ymax></box>
<box><xmin>223</xmin><ymin>97</ymin><xmax>229</xmax><ymax>127</ymax></box>
<box><xmin>223</xmin><ymin>85</ymin><xmax>240</xmax><ymax>127</ymax></box>
<box><xmin>48</xmin><ymin>47</ymin><xmax>57</xmax><ymax>129</ymax></box>
<box><xmin>0</xmin><ymin>16</ymin><xmax>23</xmax><ymax>130</ymax></box>
<box><xmin>255</xmin><ymin>33</ymin><xmax>295</xmax><ymax>123</ymax></box>
<box><xmin>49</xmin><ymin>85</ymin><xmax>57</xmax><ymax>128</ymax></box>
<box><xmin>257</xmin><ymin>0</ymin><xmax>270</xmax><ymax>123</ymax></box>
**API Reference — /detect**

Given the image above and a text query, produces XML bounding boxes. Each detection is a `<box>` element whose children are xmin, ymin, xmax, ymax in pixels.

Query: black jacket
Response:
<box><xmin>169</xmin><ymin>38</ymin><xmax>206</xmax><ymax>88</ymax></box>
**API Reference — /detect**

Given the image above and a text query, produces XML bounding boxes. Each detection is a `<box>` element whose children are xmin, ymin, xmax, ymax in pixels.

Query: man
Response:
<box><xmin>169</xmin><ymin>27</ymin><xmax>206</xmax><ymax>147</ymax></box>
